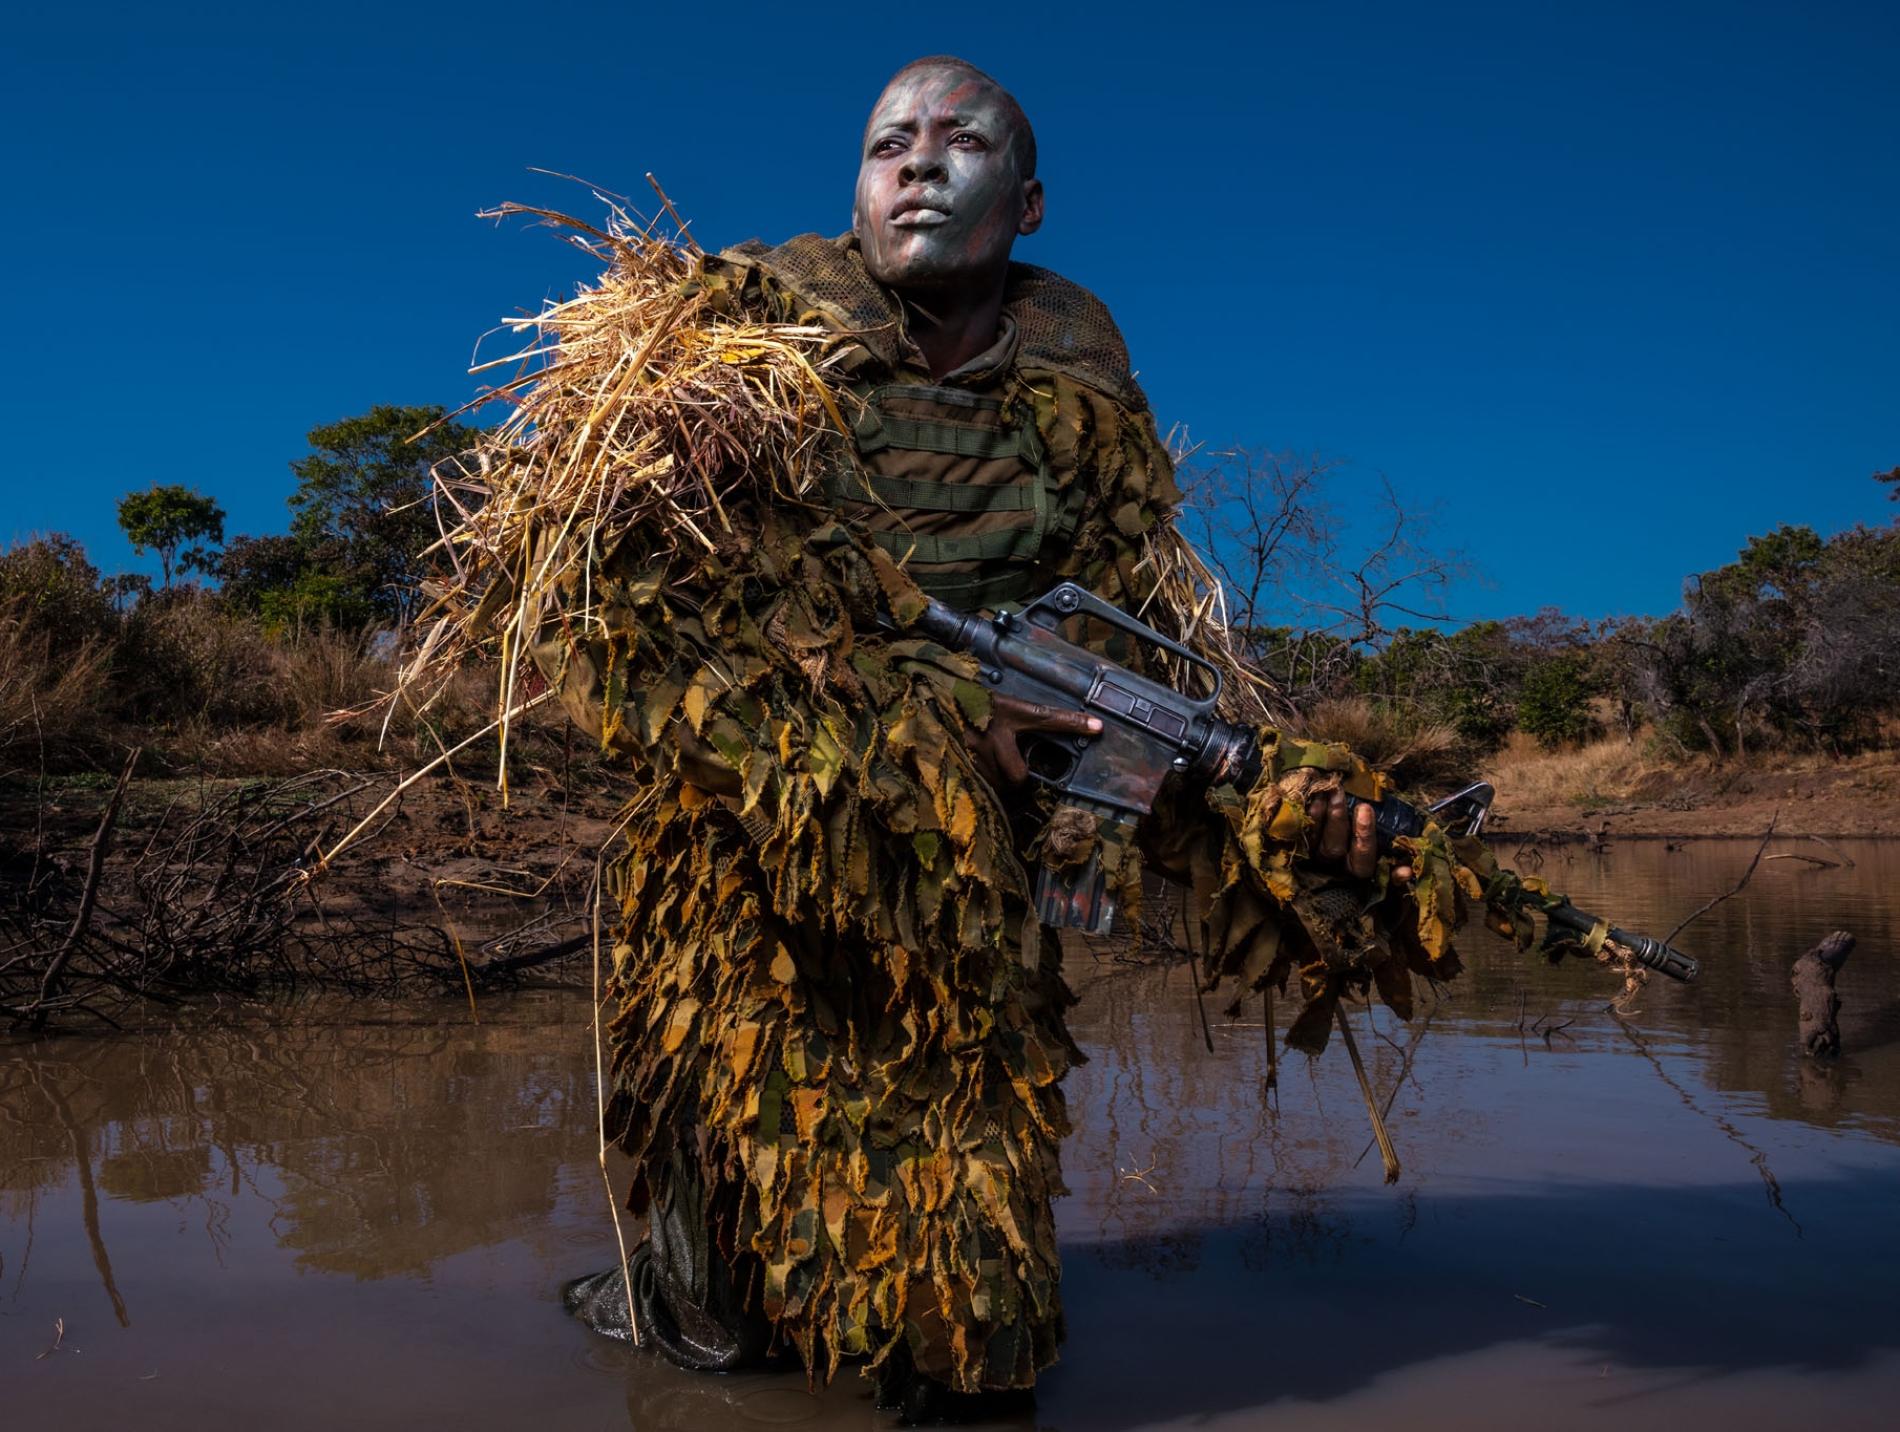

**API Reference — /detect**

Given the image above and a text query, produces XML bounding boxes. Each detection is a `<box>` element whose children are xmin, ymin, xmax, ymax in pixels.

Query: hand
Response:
<box><xmin>968</xmin><ymin>694</ymin><xmax>1102</xmax><ymax>789</ymax></box>
<box><xmin>1303</xmin><ymin>789</ymin><xmax>1412</xmax><ymax>882</ymax></box>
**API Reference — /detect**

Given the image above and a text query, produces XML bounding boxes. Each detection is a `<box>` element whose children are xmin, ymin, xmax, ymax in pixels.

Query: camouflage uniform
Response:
<box><xmin>542</xmin><ymin>235</ymin><xmax>1479</xmax><ymax>1395</ymax></box>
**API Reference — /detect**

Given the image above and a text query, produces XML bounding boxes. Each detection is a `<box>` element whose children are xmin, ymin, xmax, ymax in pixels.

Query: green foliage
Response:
<box><xmin>1516</xmin><ymin>652</ymin><xmax>1601</xmax><ymax>749</ymax></box>
<box><xmin>257</xmin><ymin>571</ymin><xmax>373</xmax><ymax>636</ymax></box>
<box><xmin>1622</xmin><ymin>521</ymin><xmax>1900</xmax><ymax>754</ymax></box>
<box><xmin>116</xmin><ymin>484</ymin><xmax>225</xmax><ymax>587</ymax></box>
<box><xmin>214</xmin><ymin>534</ymin><xmax>308</xmax><ymax>615</ymax></box>
<box><xmin>285</xmin><ymin>404</ymin><xmax>472</xmax><ymax>623</ymax></box>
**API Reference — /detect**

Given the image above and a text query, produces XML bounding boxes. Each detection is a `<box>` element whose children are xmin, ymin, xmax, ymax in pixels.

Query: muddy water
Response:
<box><xmin>4</xmin><ymin>839</ymin><xmax>1897</xmax><ymax>1430</ymax></box>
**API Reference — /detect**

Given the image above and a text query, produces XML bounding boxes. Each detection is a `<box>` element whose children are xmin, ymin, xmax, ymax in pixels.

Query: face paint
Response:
<box><xmin>853</xmin><ymin>66</ymin><xmax>1041</xmax><ymax>295</ymax></box>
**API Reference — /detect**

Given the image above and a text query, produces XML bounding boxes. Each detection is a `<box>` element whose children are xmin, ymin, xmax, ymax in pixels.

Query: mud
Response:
<box><xmin>4</xmin><ymin>839</ymin><xmax>1898</xmax><ymax>1430</ymax></box>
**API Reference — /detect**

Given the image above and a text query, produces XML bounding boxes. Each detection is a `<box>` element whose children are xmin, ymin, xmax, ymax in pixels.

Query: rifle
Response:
<box><xmin>912</xmin><ymin>580</ymin><xmax>1699</xmax><ymax>984</ymax></box>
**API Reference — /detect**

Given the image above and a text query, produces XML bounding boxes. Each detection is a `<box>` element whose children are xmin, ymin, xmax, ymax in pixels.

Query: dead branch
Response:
<box><xmin>14</xmin><ymin>747</ymin><xmax>139</xmax><ymax>1029</ymax></box>
<box><xmin>1664</xmin><ymin>811</ymin><xmax>1779</xmax><ymax>946</ymax></box>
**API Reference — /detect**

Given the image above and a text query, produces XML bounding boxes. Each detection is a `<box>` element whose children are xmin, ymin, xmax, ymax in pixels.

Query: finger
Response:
<box><xmin>1306</xmin><ymin>794</ymin><xmax>1329</xmax><ymax>832</ymax></box>
<box><xmin>990</xmin><ymin>731</ymin><xmax>1030</xmax><ymax>787</ymax></box>
<box><xmin>1028</xmin><ymin>709</ymin><xmax>1104</xmax><ymax>736</ymax></box>
<box><xmin>1319</xmin><ymin>790</ymin><xmax>1351</xmax><ymax>863</ymax></box>
<box><xmin>994</xmin><ymin>697</ymin><xmax>1101</xmax><ymax>737</ymax></box>
<box><xmin>1347</xmin><ymin>800</ymin><xmax>1378</xmax><ymax>879</ymax></box>
<box><xmin>1391</xmin><ymin>865</ymin><xmax>1414</xmax><ymax>884</ymax></box>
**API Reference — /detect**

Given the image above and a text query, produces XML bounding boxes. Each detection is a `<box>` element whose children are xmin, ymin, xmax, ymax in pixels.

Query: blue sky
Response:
<box><xmin>3</xmin><ymin>1</ymin><xmax>1894</xmax><ymax>622</ymax></box>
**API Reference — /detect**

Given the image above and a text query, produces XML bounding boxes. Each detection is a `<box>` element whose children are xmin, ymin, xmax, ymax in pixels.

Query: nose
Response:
<box><xmin>899</xmin><ymin>144</ymin><xmax>947</xmax><ymax>187</ymax></box>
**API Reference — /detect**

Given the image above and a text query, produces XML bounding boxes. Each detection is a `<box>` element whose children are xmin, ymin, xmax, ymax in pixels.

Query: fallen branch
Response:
<box><xmin>18</xmin><ymin>747</ymin><xmax>139</xmax><ymax>1030</ymax></box>
<box><xmin>1664</xmin><ymin>810</ymin><xmax>1778</xmax><ymax>946</ymax></box>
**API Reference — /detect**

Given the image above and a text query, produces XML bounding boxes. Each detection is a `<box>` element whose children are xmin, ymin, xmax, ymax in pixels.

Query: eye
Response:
<box><xmin>872</xmin><ymin>135</ymin><xmax>907</xmax><ymax>156</ymax></box>
<box><xmin>951</xmin><ymin>131</ymin><xmax>988</xmax><ymax>149</ymax></box>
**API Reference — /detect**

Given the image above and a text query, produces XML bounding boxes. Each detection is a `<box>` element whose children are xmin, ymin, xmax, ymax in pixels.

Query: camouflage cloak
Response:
<box><xmin>532</xmin><ymin>235</ymin><xmax>1491</xmax><ymax>1392</ymax></box>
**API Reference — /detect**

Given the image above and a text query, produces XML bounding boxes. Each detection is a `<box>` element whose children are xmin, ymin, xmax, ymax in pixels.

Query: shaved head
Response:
<box><xmin>853</xmin><ymin>56</ymin><xmax>1045</xmax><ymax>296</ymax></box>
<box><xmin>869</xmin><ymin>56</ymin><xmax>1037</xmax><ymax>179</ymax></box>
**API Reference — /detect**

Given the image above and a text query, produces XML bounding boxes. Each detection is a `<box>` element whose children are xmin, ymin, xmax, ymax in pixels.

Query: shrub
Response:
<box><xmin>1517</xmin><ymin>652</ymin><xmax>1602</xmax><ymax>749</ymax></box>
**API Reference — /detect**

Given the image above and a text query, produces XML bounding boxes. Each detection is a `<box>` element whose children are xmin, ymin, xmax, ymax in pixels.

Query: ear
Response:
<box><xmin>1017</xmin><ymin>177</ymin><xmax>1045</xmax><ymax>237</ymax></box>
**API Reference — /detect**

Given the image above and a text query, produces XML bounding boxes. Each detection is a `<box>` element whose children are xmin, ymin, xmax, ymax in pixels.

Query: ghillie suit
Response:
<box><xmin>409</xmin><ymin>203</ymin><xmax>1530</xmax><ymax>1396</ymax></box>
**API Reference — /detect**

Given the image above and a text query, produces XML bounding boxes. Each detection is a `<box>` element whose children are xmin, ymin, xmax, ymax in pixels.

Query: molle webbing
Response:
<box><xmin>825</xmin><ymin>383</ymin><xmax>1082</xmax><ymax>610</ymax></box>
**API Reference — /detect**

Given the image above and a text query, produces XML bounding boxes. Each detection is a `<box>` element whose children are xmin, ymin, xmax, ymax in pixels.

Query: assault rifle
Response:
<box><xmin>912</xmin><ymin>581</ymin><xmax>1699</xmax><ymax>983</ymax></box>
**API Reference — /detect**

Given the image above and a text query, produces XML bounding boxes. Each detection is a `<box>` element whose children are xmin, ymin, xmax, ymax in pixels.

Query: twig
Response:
<box><xmin>1664</xmin><ymin>811</ymin><xmax>1778</xmax><ymax>946</ymax></box>
<box><xmin>23</xmin><ymin>747</ymin><xmax>139</xmax><ymax>1029</ymax></box>
<box><xmin>1116</xmin><ymin>1153</ymin><xmax>1160</xmax><ymax>1194</ymax></box>
<box><xmin>1804</xmin><ymin>834</ymin><xmax>1855</xmax><ymax>868</ymax></box>
<box><xmin>475</xmin><ymin>931</ymin><xmax>591</xmax><ymax>977</ymax></box>
<box><xmin>1354</xmin><ymin>997</ymin><xmax>1442</xmax><ymax>1168</ymax></box>
<box><xmin>590</xmin><ymin>801</ymin><xmax>643</xmax><ymax>1348</ymax></box>
<box><xmin>1262</xmin><ymin>985</ymin><xmax>1278</xmax><ymax>1096</ymax></box>
<box><xmin>1336</xmin><ymin>1003</ymin><xmax>1399</xmax><ymax>1183</ymax></box>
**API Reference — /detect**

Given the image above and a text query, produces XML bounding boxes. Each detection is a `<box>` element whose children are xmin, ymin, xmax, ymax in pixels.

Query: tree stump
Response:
<box><xmin>1791</xmin><ymin>931</ymin><xmax>1854</xmax><ymax>1058</ymax></box>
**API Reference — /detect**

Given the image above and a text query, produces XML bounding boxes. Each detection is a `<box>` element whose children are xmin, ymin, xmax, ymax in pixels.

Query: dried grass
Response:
<box><xmin>1479</xmin><ymin>729</ymin><xmax>1671</xmax><ymax>811</ymax></box>
<box><xmin>1296</xmin><ymin>696</ymin><xmax>1462</xmax><ymax>787</ymax></box>
<box><xmin>0</xmin><ymin>597</ymin><xmax>112</xmax><ymax>764</ymax></box>
<box><xmin>402</xmin><ymin>196</ymin><xmax>854</xmax><ymax>778</ymax></box>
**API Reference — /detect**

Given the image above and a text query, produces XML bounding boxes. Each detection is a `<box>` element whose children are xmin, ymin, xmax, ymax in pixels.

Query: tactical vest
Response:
<box><xmin>707</xmin><ymin>234</ymin><xmax>1157</xmax><ymax>613</ymax></box>
<box><xmin>823</xmin><ymin>381</ymin><xmax>1088</xmax><ymax>611</ymax></box>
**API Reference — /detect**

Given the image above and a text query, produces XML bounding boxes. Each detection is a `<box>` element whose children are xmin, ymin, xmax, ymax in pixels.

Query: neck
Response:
<box><xmin>898</xmin><ymin>271</ymin><xmax>1008</xmax><ymax>380</ymax></box>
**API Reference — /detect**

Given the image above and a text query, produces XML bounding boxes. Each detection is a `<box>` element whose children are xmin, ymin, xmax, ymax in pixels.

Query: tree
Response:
<box><xmin>0</xmin><ymin>534</ymin><xmax>117</xmax><ymax>653</ymax></box>
<box><xmin>1876</xmin><ymin>465</ymin><xmax>1898</xmax><ymax>501</ymax></box>
<box><xmin>287</xmin><ymin>404</ymin><xmax>474</xmax><ymax>624</ymax></box>
<box><xmin>214</xmin><ymin>533</ymin><xmax>311</xmax><ymax>615</ymax></box>
<box><xmin>1517</xmin><ymin>652</ymin><xmax>1601</xmax><ymax>749</ymax></box>
<box><xmin>1622</xmin><ymin>521</ymin><xmax>1900</xmax><ymax>755</ymax></box>
<box><xmin>117</xmin><ymin>484</ymin><xmax>225</xmax><ymax>588</ymax></box>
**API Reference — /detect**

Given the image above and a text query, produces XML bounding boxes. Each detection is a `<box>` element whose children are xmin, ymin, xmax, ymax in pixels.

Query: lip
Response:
<box><xmin>889</xmin><ymin>208</ymin><xmax>950</xmax><ymax>228</ymax></box>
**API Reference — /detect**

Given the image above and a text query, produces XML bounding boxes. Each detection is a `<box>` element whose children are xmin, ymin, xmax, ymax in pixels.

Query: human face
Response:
<box><xmin>853</xmin><ymin>66</ymin><xmax>1043</xmax><ymax>295</ymax></box>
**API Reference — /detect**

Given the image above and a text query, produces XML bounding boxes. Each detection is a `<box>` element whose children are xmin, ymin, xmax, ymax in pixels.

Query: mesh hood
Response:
<box><xmin>721</xmin><ymin>233</ymin><xmax>1149</xmax><ymax>411</ymax></box>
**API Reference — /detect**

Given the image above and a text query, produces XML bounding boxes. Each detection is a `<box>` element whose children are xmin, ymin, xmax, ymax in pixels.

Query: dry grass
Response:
<box><xmin>1479</xmin><ymin>729</ymin><xmax>1674</xmax><ymax>812</ymax></box>
<box><xmin>1</xmin><ymin>582</ymin><xmax>558</xmax><ymax>779</ymax></box>
<box><xmin>1295</xmin><ymin>696</ymin><xmax>1464</xmax><ymax>788</ymax></box>
<box><xmin>0</xmin><ymin>598</ymin><xmax>113</xmax><ymax>767</ymax></box>
<box><xmin>402</xmin><ymin>196</ymin><xmax>852</xmax><ymax>776</ymax></box>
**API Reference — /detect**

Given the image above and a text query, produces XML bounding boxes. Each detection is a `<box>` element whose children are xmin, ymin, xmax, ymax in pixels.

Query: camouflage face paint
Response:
<box><xmin>853</xmin><ymin>64</ymin><xmax>1042</xmax><ymax>295</ymax></box>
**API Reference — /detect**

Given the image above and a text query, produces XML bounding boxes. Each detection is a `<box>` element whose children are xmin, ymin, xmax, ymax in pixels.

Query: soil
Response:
<box><xmin>1</xmin><ymin>767</ymin><xmax>631</xmax><ymax>987</ymax></box>
<box><xmin>1486</xmin><ymin>748</ymin><xmax>1900</xmax><ymax>841</ymax></box>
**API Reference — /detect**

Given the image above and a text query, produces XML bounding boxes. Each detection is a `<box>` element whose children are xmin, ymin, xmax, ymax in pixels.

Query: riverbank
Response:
<box><xmin>0</xmin><ymin>767</ymin><xmax>624</xmax><ymax>1023</ymax></box>
<box><xmin>1479</xmin><ymin>731</ymin><xmax>1900</xmax><ymax>840</ymax></box>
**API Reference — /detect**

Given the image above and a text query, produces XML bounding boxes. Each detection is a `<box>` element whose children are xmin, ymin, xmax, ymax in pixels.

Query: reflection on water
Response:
<box><xmin>3</xmin><ymin>840</ymin><xmax>1897</xmax><ymax>1430</ymax></box>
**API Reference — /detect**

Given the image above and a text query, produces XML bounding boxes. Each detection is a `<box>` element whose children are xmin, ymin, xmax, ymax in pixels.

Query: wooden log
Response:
<box><xmin>1791</xmin><ymin>931</ymin><xmax>1854</xmax><ymax>1058</ymax></box>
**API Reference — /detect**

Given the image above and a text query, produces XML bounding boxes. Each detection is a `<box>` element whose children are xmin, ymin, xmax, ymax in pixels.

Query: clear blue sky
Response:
<box><xmin>3</xmin><ymin>1</ymin><xmax>1894</xmax><ymax>621</ymax></box>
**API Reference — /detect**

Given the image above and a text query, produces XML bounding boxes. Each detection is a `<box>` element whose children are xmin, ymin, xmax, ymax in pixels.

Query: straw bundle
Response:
<box><xmin>401</xmin><ymin>197</ymin><xmax>857</xmax><ymax>766</ymax></box>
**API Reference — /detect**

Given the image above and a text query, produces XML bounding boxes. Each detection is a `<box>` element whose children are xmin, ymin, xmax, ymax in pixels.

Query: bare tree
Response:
<box><xmin>1178</xmin><ymin>450</ymin><xmax>1466</xmax><ymax>708</ymax></box>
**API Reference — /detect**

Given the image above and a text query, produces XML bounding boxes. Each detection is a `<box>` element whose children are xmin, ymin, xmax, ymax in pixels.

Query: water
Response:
<box><xmin>4</xmin><ymin>839</ymin><xmax>1897</xmax><ymax>1430</ymax></box>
